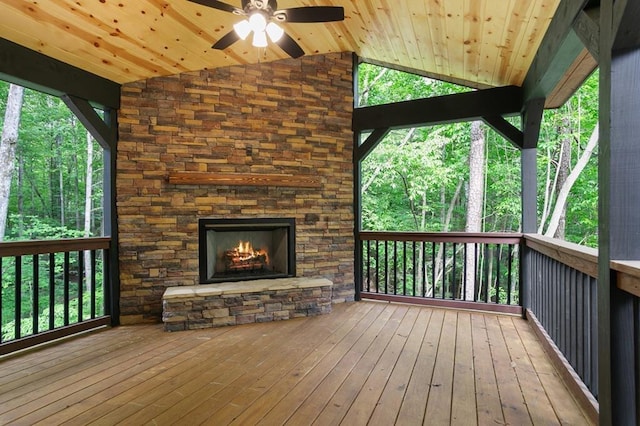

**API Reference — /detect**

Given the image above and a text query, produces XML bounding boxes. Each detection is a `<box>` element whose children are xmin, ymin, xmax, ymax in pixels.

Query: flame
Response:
<box><xmin>234</xmin><ymin>240</ymin><xmax>269</xmax><ymax>264</ymax></box>
<box><xmin>237</xmin><ymin>240</ymin><xmax>253</xmax><ymax>254</ymax></box>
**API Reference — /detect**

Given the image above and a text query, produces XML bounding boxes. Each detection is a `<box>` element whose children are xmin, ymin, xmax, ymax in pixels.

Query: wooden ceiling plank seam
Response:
<box><xmin>443</xmin><ymin>0</ymin><xmax>465</xmax><ymax>82</ymax></box>
<box><xmin>0</xmin><ymin>5</ymin><xmax>151</xmax><ymax>83</ymax></box>
<box><xmin>369</xmin><ymin>0</ymin><xmax>407</xmax><ymax>68</ymax></box>
<box><xmin>494</xmin><ymin>1</ymin><xmax>530</xmax><ymax>87</ymax></box>
<box><xmin>478</xmin><ymin>0</ymin><xmax>508</xmax><ymax>87</ymax></box>
<box><xmin>511</xmin><ymin>0</ymin><xmax>558</xmax><ymax>86</ymax></box>
<box><xmin>364</xmin><ymin>2</ymin><xmax>397</xmax><ymax>64</ymax></box>
<box><xmin>425</xmin><ymin>0</ymin><xmax>448</xmax><ymax>78</ymax></box>
<box><xmin>412</xmin><ymin>0</ymin><xmax>438</xmax><ymax>78</ymax></box>
<box><xmin>504</xmin><ymin>0</ymin><xmax>542</xmax><ymax>85</ymax></box>
<box><xmin>386</xmin><ymin>0</ymin><xmax>424</xmax><ymax>73</ymax></box>
<box><xmin>487</xmin><ymin>0</ymin><xmax>517</xmax><ymax>87</ymax></box>
<box><xmin>463</xmin><ymin>0</ymin><xmax>484</xmax><ymax>84</ymax></box>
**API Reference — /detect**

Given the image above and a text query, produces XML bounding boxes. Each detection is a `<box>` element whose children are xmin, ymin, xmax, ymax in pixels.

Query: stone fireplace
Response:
<box><xmin>117</xmin><ymin>52</ymin><xmax>355</xmax><ymax>324</ymax></box>
<box><xmin>199</xmin><ymin>218</ymin><xmax>295</xmax><ymax>283</ymax></box>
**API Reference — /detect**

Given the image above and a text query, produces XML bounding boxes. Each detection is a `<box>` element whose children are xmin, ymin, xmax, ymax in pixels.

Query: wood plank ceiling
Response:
<box><xmin>0</xmin><ymin>0</ymin><xmax>562</xmax><ymax>89</ymax></box>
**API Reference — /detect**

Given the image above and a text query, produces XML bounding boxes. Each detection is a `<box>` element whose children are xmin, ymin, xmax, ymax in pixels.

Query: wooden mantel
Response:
<box><xmin>167</xmin><ymin>172</ymin><xmax>322</xmax><ymax>188</ymax></box>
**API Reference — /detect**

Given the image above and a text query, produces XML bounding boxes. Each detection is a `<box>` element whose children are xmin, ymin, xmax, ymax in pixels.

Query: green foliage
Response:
<box><xmin>0</xmin><ymin>80</ymin><xmax>104</xmax><ymax>240</ymax></box>
<box><xmin>359</xmin><ymin>63</ymin><xmax>522</xmax><ymax>233</ymax></box>
<box><xmin>358</xmin><ymin>62</ymin><xmax>598</xmax><ymax>247</ymax></box>
<box><xmin>0</xmin><ymin>80</ymin><xmax>106</xmax><ymax>341</ymax></box>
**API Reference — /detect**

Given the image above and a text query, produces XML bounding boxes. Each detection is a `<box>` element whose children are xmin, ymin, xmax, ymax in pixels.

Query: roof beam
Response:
<box><xmin>523</xmin><ymin>0</ymin><xmax>590</xmax><ymax>102</ymax></box>
<box><xmin>0</xmin><ymin>37</ymin><xmax>120</xmax><ymax>109</ymax></box>
<box><xmin>482</xmin><ymin>116</ymin><xmax>523</xmax><ymax>149</ymax></box>
<box><xmin>352</xmin><ymin>85</ymin><xmax>523</xmax><ymax>132</ymax></box>
<box><xmin>61</xmin><ymin>95</ymin><xmax>115</xmax><ymax>150</ymax></box>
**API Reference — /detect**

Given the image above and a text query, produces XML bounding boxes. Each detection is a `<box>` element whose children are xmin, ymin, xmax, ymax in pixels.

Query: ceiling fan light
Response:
<box><xmin>266</xmin><ymin>22</ymin><xmax>284</xmax><ymax>42</ymax></box>
<box><xmin>249</xmin><ymin>12</ymin><xmax>267</xmax><ymax>33</ymax></box>
<box><xmin>252</xmin><ymin>30</ymin><xmax>268</xmax><ymax>47</ymax></box>
<box><xmin>233</xmin><ymin>19</ymin><xmax>252</xmax><ymax>40</ymax></box>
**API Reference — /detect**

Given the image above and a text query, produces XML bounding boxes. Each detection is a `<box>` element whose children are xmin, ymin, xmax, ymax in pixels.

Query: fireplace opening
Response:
<box><xmin>198</xmin><ymin>218</ymin><xmax>296</xmax><ymax>283</ymax></box>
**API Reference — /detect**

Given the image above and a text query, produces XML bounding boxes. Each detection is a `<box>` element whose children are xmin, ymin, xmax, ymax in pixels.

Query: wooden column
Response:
<box><xmin>520</xmin><ymin>99</ymin><xmax>544</xmax><ymax>314</ymax></box>
<box><xmin>598</xmin><ymin>0</ymin><xmax>640</xmax><ymax>423</ymax></box>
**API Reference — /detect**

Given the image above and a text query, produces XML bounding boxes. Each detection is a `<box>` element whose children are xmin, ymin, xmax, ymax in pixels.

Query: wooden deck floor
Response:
<box><xmin>0</xmin><ymin>301</ymin><xmax>592</xmax><ymax>425</ymax></box>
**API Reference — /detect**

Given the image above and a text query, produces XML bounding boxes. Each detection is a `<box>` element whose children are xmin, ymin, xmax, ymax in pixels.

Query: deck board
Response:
<box><xmin>0</xmin><ymin>301</ymin><xmax>593</xmax><ymax>425</ymax></box>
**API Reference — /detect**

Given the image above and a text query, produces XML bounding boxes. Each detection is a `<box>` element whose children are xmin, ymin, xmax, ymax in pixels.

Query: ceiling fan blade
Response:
<box><xmin>188</xmin><ymin>0</ymin><xmax>240</xmax><ymax>14</ymax></box>
<box><xmin>212</xmin><ymin>30</ymin><xmax>241</xmax><ymax>50</ymax></box>
<box><xmin>275</xmin><ymin>32</ymin><xmax>305</xmax><ymax>58</ymax></box>
<box><xmin>277</xmin><ymin>6</ymin><xmax>344</xmax><ymax>23</ymax></box>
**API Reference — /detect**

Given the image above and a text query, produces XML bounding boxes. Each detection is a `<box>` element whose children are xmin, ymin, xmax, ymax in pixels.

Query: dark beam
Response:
<box><xmin>523</xmin><ymin>0</ymin><xmax>589</xmax><ymax>102</ymax></box>
<box><xmin>353</xmin><ymin>86</ymin><xmax>523</xmax><ymax>132</ymax></box>
<box><xmin>61</xmin><ymin>95</ymin><xmax>114</xmax><ymax>150</ymax></box>
<box><xmin>0</xmin><ymin>38</ymin><xmax>120</xmax><ymax>109</ymax></box>
<box><xmin>355</xmin><ymin>128</ymin><xmax>391</xmax><ymax>162</ymax></box>
<box><xmin>522</xmin><ymin>98</ymin><xmax>546</xmax><ymax>149</ymax></box>
<box><xmin>573</xmin><ymin>9</ymin><xmax>600</xmax><ymax>58</ymax></box>
<box><xmin>482</xmin><ymin>116</ymin><xmax>523</xmax><ymax>149</ymax></box>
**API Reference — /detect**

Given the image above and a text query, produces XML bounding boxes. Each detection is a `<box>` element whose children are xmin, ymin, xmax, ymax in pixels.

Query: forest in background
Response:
<box><xmin>358</xmin><ymin>63</ymin><xmax>599</xmax><ymax>248</ymax></box>
<box><xmin>0</xmin><ymin>82</ymin><xmax>104</xmax><ymax>340</ymax></box>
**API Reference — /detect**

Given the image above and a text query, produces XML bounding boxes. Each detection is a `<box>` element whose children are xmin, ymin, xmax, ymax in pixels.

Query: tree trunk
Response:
<box><xmin>464</xmin><ymin>121</ymin><xmax>485</xmax><ymax>300</ymax></box>
<box><xmin>84</xmin><ymin>131</ymin><xmax>94</xmax><ymax>293</ymax></box>
<box><xmin>0</xmin><ymin>84</ymin><xmax>25</xmax><ymax>241</ymax></box>
<box><xmin>57</xmin><ymin>134</ymin><xmax>65</xmax><ymax>226</ymax></box>
<box><xmin>554</xmin><ymin>117</ymin><xmax>572</xmax><ymax>239</ymax></box>
<box><xmin>544</xmin><ymin>124</ymin><xmax>599</xmax><ymax>238</ymax></box>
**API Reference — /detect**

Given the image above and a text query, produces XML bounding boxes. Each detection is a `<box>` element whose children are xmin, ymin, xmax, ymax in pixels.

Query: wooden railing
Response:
<box><xmin>0</xmin><ymin>238</ymin><xmax>112</xmax><ymax>355</ymax></box>
<box><xmin>357</xmin><ymin>232</ymin><xmax>523</xmax><ymax>314</ymax></box>
<box><xmin>524</xmin><ymin>234</ymin><xmax>599</xmax><ymax>413</ymax></box>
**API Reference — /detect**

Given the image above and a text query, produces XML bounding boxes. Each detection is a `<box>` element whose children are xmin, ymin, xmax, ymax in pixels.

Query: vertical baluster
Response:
<box><xmin>507</xmin><ymin>244</ymin><xmax>513</xmax><ymax>305</ymax></box>
<box><xmin>49</xmin><ymin>253</ymin><xmax>55</xmax><ymax>330</ymax></box>
<box><xmin>375</xmin><ymin>240</ymin><xmax>380</xmax><ymax>293</ymax></box>
<box><xmin>442</xmin><ymin>242</ymin><xmax>446</xmax><ymax>299</ymax></box>
<box><xmin>64</xmin><ymin>251</ymin><xmax>70</xmax><ymax>326</ymax></box>
<box><xmin>103</xmin><ymin>248</ymin><xmax>110</xmax><ymax>316</ymax></box>
<box><xmin>495</xmin><ymin>244</ymin><xmax>501</xmax><ymax>304</ymax></box>
<box><xmin>15</xmin><ymin>256</ymin><xmax>22</xmax><ymax>339</ymax></box>
<box><xmin>32</xmin><ymin>254</ymin><xmax>39</xmax><ymax>334</ymax></box>
<box><xmin>78</xmin><ymin>250</ymin><xmax>84</xmax><ymax>322</ymax></box>
<box><xmin>384</xmin><ymin>241</ymin><xmax>388</xmax><ymax>294</ymax></box>
<box><xmin>452</xmin><ymin>242</ymin><xmax>457</xmax><ymax>300</ymax></box>
<box><xmin>402</xmin><ymin>241</ymin><xmax>407</xmax><ymax>296</ymax></box>
<box><xmin>462</xmin><ymin>243</ymin><xmax>467</xmax><ymax>302</ymax></box>
<box><xmin>482</xmin><ymin>244</ymin><xmax>489</xmax><ymax>303</ymax></box>
<box><xmin>393</xmin><ymin>241</ymin><xmax>398</xmax><ymax>295</ymax></box>
<box><xmin>91</xmin><ymin>250</ymin><xmax>97</xmax><ymax>318</ymax></box>
<box><xmin>412</xmin><ymin>241</ymin><xmax>416</xmax><ymax>297</ymax></box>
<box><xmin>366</xmin><ymin>240</ymin><xmax>371</xmax><ymax>292</ymax></box>
<box><xmin>474</xmin><ymin>243</ymin><xmax>479</xmax><ymax>302</ymax></box>
<box><xmin>431</xmin><ymin>242</ymin><xmax>436</xmax><ymax>298</ymax></box>
<box><xmin>422</xmin><ymin>241</ymin><xmax>427</xmax><ymax>297</ymax></box>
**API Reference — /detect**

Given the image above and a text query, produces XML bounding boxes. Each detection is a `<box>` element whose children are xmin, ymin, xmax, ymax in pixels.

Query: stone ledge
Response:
<box><xmin>162</xmin><ymin>277</ymin><xmax>333</xmax><ymax>331</ymax></box>
<box><xmin>163</xmin><ymin>277</ymin><xmax>333</xmax><ymax>299</ymax></box>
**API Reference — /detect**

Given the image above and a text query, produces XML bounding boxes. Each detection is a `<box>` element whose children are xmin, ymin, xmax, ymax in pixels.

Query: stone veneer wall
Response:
<box><xmin>117</xmin><ymin>52</ymin><xmax>354</xmax><ymax>324</ymax></box>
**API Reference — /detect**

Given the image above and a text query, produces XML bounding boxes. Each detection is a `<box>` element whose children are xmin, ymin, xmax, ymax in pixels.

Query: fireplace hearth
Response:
<box><xmin>198</xmin><ymin>218</ymin><xmax>296</xmax><ymax>283</ymax></box>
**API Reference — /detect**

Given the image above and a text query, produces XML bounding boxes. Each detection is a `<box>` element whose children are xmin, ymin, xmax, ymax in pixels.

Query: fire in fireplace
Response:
<box><xmin>198</xmin><ymin>218</ymin><xmax>296</xmax><ymax>283</ymax></box>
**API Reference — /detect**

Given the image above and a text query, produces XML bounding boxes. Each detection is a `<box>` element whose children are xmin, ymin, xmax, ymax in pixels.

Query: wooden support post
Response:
<box><xmin>598</xmin><ymin>0</ymin><xmax>640</xmax><ymax>423</ymax></box>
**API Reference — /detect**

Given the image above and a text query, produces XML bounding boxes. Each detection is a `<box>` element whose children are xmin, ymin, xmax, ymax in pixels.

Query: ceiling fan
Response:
<box><xmin>188</xmin><ymin>0</ymin><xmax>344</xmax><ymax>58</ymax></box>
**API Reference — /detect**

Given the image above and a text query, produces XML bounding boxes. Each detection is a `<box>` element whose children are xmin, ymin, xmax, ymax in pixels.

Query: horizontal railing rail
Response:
<box><xmin>0</xmin><ymin>237</ymin><xmax>111</xmax><ymax>355</ymax></box>
<box><xmin>524</xmin><ymin>234</ymin><xmax>599</xmax><ymax>413</ymax></box>
<box><xmin>358</xmin><ymin>232</ymin><xmax>523</xmax><ymax>314</ymax></box>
